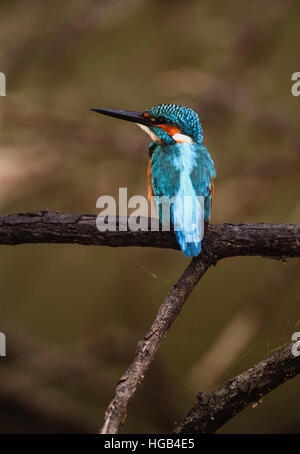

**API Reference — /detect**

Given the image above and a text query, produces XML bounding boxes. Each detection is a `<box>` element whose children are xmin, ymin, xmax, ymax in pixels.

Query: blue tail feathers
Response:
<box><xmin>175</xmin><ymin>230</ymin><xmax>202</xmax><ymax>256</ymax></box>
<box><xmin>171</xmin><ymin>195</ymin><xmax>203</xmax><ymax>257</ymax></box>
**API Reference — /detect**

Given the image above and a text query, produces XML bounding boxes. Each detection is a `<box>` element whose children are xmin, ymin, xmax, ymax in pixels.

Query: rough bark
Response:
<box><xmin>174</xmin><ymin>343</ymin><xmax>300</xmax><ymax>434</ymax></box>
<box><xmin>0</xmin><ymin>211</ymin><xmax>299</xmax><ymax>261</ymax></box>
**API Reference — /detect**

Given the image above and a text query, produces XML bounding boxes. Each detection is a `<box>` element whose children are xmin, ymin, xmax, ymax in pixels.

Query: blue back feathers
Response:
<box><xmin>151</xmin><ymin>142</ymin><xmax>215</xmax><ymax>256</ymax></box>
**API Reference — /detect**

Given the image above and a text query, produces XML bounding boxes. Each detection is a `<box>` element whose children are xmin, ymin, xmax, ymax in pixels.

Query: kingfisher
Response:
<box><xmin>91</xmin><ymin>104</ymin><xmax>216</xmax><ymax>257</ymax></box>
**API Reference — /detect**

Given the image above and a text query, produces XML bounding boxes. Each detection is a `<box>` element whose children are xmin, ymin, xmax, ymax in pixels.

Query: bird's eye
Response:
<box><xmin>150</xmin><ymin>116</ymin><xmax>165</xmax><ymax>124</ymax></box>
<box><xmin>147</xmin><ymin>116</ymin><xmax>166</xmax><ymax>125</ymax></box>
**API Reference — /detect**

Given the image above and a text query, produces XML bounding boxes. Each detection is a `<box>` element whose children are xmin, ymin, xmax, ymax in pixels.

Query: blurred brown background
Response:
<box><xmin>0</xmin><ymin>0</ymin><xmax>299</xmax><ymax>434</ymax></box>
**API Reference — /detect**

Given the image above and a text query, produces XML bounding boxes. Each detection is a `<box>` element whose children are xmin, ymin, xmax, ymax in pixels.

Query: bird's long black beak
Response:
<box><xmin>90</xmin><ymin>108</ymin><xmax>152</xmax><ymax>126</ymax></box>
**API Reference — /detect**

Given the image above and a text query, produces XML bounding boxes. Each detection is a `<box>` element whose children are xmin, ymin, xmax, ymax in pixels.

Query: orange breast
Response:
<box><xmin>147</xmin><ymin>157</ymin><xmax>154</xmax><ymax>200</ymax></box>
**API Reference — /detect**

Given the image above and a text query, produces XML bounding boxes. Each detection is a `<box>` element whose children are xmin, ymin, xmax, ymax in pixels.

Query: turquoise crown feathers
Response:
<box><xmin>144</xmin><ymin>104</ymin><xmax>203</xmax><ymax>144</ymax></box>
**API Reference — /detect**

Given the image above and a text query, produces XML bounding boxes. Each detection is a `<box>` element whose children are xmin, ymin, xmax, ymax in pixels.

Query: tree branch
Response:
<box><xmin>0</xmin><ymin>211</ymin><xmax>299</xmax><ymax>259</ymax></box>
<box><xmin>100</xmin><ymin>252</ymin><xmax>213</xmax><ymax>434</ymax></box>
<box><xmin>174</xmin><ymin>343</ymin><xmax>300</xmax><ymax>434</ymax></box>
<box><xmin>0</xmin><ymin>210</ymin><xmax>299</xmax><ymax>434</ymax></box>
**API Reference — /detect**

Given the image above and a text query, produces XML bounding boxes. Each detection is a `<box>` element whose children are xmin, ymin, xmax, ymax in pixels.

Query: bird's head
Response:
<box><xmin>91</xmin><ymin>104</ymin><xmax>203</xmax><ymax>145</ymax></box>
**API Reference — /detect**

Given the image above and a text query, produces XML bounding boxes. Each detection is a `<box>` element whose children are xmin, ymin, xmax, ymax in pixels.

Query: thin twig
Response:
<box><xmin>174</xmin><ymin>343</ymin><xmax>300</xmax><ymax>434</ymax></box>
<box><xmin>100</xmin><ymin>252</ymin><xmax>213</xmax><ymax>434</ymax></box>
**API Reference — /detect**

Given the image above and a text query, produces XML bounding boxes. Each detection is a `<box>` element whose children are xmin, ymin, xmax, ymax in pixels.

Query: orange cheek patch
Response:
<box><xmin>157</xmin><ymin>125</ymin><xmax>181</xmax><ymax>136</ymax></box>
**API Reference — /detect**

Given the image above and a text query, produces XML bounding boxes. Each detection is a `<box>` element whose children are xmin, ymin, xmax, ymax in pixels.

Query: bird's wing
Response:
<box><xmin>189</xmin><ymin>145</ymin><xmax>216</xmax><ymax>221</ymax></box>
<box><xmin>150</xmin><ymin>143</ymin><xmax>216</xmax><ymax>256</ymax></box>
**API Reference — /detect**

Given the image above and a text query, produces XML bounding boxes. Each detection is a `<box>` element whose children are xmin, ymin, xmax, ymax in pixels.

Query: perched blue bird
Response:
<box><xmin>91</xmin><ymin>104</ymin><xmax>216</xmax><ymax>256</ymax></box>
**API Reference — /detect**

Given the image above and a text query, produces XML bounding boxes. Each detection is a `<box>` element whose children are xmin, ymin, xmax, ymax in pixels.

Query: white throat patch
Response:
<box><xmin>172</xmin><ymin>133</ymin><xmax>194</xmax><ymax>144</ymax></box>
<box><xmin>136</xmin><ymin>124</ymin><xmax>160</xmax><ymax>142</ymax></box>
